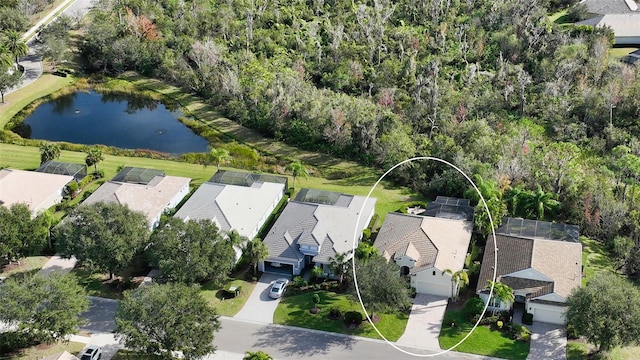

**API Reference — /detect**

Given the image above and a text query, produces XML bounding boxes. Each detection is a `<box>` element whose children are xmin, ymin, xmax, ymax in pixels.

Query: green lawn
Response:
<box><xmin>274</xmin><ymin>290</ymin><xmax>409</xmax><ymax>341</ymax></box>
<box><xmin>4</xmin><ymin>340</ymin><xmax>86</xmax><ymax>360</ymax></box>
<box><xmin>0</xmin><ymin>74</ymin><xmax>75</xmax><ymax>128</ymax></box>
<box><xmin>0</xmin><ymin>143</ymin><xmax>424</xmax><ymax>221</ymax></box>
<box><xmin>1</xmin><ymin>256</ymin><xmax>50</xmax><ymax>278</ymax></box>
<box><xmin>567</xmin><ymin>341</ymin><xmax>589</xmax><ymax>360</ymax></box>
<box><xmin>439</xmin><ymin>310</ymin><xmax>530</xmax><ymax>360</ymax></box>
<box><xmin>567</xmin><ymin>341</ymin><xmax>640</xmax><ymax>360</ymax></box>
<box><xmin>201</xmin><ymin>276</ymin><xmax>257</xmax><ymax>317</ymax></box>
<box><xmin>70</xmin><ymin>267</ymin><xmax>126</xmax><ymax>300</ymax></box>
<box><xmin>609</xmin><ymin>47</ymin><xmax>640</xmax><ymax>58</ymax></box>
<box><xmin>580</xmin><ymin>236</ymin><xmax>620</xmax><ymax>286</ymax></box>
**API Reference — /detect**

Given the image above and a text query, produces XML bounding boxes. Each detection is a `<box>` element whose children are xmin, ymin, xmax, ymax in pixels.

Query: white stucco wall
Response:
<box><xmin>527</xmin><ymin>302</ymin><xmax>567</xmax><ymax>325</ymax></box>
<box><xmin>478</xmin><ymin>292</ymin><xmax>512</xmax><ymax>312</ymax></box>
<box><xmin>412</xmin><ymin>268</ymin><xmax>452</xmax><ymax>297</ymax></box>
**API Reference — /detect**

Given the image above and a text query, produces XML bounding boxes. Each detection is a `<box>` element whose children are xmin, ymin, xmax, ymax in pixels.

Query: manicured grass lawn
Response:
<box><xmin>274</xmin><ymin>290</ymin><xmax>409</xmax><ymax>341</ymax></box>
<box><xmin>1</xmin><ymin>256</ymin><xmax>50</xmax><ymax>277</ymax></box>
<box><xmin>548</xmin><ymin>10</ymin><xmax>569</xmax><ymax>24</ymax></box>
<box><xmin>0</xmin><ymin>74</ymin><xmax>74</xmax><ymax>128</ymax></box>
<box><xmin>610</xmin><ymin>346</ymin><xmax>640</xmax><ymax>360</ymax></box>
<box><xmin>201</xmin><ymin>276</ymin><xmax>257</xmax><ymax>317</ymax></box>
<box><xmin>609</xmin><ymin>47</ymin><xmax>640</xmax><ymax>58</ymax></box>
<box><xmin>567</xmin><ymin>341</ymin><xmax>589</xmax><ymax>360</ymax></box>
<box><xmin>580</xmin><ymin>236</ymin><xmax>620</xmax><ymax>286</ymax></box>
<box><xmin>4</xmin><ymin>340</ymin><xmax>85</xmax><ymax>360</ymax></box>
<box><xmin>71</xmin><ymin>267</ymin><xmax>126</xmax><ymax>300</ymax></box>
<box><xmin>439</xmin><ymin>310</ymin><xmax>530</xmax><ymax>360</ymax></box>
<box><xmin>0</xmin><ymin>143</ymin><xmax>424</xmax><ymax>221</ymax></box>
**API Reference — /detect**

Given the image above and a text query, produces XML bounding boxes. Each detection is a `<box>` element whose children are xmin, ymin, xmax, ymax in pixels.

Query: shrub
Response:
<box><xmin>292</xmin><ymin>276</ymin><xmax>307</xmax><ymax>288</ymax></box>
<box><xmin>463</xmin><ymin>297</ymin><xmax>485</xmax><ymax>320</ymax></box>
<box><xmin>471</xmin><ymin>314</ymin><xmax>499</xmax><ymax>325</ymax></box>
<box><xmin>362</xmin><ymin>228</ymin><xmax>371</xmax><ymax>241</ymax></box>
<box><xmin>65</xmin><ymin>182</ymin><xmax>79</xmax><ymax>196</ymax></box>
<box><xmin>408</xmin><ymin>287</ymin><xmax>417</xmax><ymax>298</ymax></box>
<box><xmin>344</xmin><ymin>310</ymin><xmax>363</xmax><ymax>325</ymax></box>
<box><xmin>522</xmin><ymin>311</ymin><xmax>533</xmax><ymax>325</ymax></box>
<box><xmin>328</xmin><ymin>306</ymin><xmax>342</xmax><ymax>319</ymax></box>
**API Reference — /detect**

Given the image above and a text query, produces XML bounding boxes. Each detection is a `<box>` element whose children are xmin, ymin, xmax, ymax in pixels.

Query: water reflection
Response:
<box><xmin>20</xmin><ymin>90</ymin><xmax>209</xmax><ymax>155</ymax></box>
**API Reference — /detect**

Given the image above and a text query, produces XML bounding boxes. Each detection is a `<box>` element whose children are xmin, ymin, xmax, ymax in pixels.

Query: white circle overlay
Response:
<box><xmin>351</xmin><ymin>156</ymin><xmax>498</xmax><ymax>357</ymax></box>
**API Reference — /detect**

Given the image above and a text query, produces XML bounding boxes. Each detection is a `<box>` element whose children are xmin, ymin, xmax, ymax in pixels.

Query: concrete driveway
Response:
<box><xmin>234</xmin><ymin>273</ymin><xmax>289</xmax><ymax>324</ymax></box>
<box><xmin>527</xmin><ymin>322</ymin><xmax>567</xmax><ymax>360</ymax></box>
<box><xmin>396</xmin><ymin>294</ymin><xmax>448</xmax><ymax>350</ymax></box>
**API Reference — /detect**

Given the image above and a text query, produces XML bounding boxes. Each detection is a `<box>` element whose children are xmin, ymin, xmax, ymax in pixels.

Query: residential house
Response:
<box><xmin>82</xmin><ymin>167</ymin><xmax>190</xmax><ymax>229</ymax></box>
<box><xmin>373</xmin><ymin>196</ymin><xmax>474</xmax><ymax>298</ymax></box>
<box><xmin>476</xmin><ymin>217</ymin><xmax>582</xmax><ymax>325</ymax></box>
<box><xmin>577</xmin><ymin>0</ymin><xmax>640</xmax><ymax>45</ymax></box>
<box><xmin>0</xmin><ymin>168</ymin><xmax>73</xmax><ymax>216</ymax></box>
<box><xmin>260</xmin><ymin>189</ymin><xmax>377</xmax><ymax>276</ymax></box>
<box><xmin>174</xmin><ymin>170</ymin><xmax>287</xmax><ymax>257</ymax></box>
<box><xmin>36</xmin><ymin>161</ymin><xmax>87</xmax><ymax>183</ymax></box>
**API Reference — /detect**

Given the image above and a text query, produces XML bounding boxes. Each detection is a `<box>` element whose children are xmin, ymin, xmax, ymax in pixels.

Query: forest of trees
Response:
<box><xmin>75</xmin><ymin>0</ymin><xmax>640</xmax><ymax>278</ymax></box>
<box><xmin>2</xmin><ymin>0</ymin><xmax>640</xmax><ymax>277</ymax></box>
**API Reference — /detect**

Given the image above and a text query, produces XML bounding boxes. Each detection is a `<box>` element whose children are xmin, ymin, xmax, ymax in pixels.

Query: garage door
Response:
<box><xmin>415</xmin><ymin>281</ymin><xmax>450</xmax><ymax>297</ymax></box>
<box><xmin>264</xmin><ymin>262</ymin><xmax>294</xmax><ymax>276</ymax></box>
<box><xmin>532</xmin><ymin>307</ymin><xmax>565</xmax><ymax>325</ymax></box>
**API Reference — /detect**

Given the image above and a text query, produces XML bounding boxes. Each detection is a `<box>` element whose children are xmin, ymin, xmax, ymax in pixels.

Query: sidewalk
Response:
<box><xmin>38</xmin><ymin>254</ymin><xmax>77</xmax><ymax>276</ymax></box>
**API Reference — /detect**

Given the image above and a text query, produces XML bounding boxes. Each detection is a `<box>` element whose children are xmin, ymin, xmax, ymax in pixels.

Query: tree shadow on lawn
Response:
<box><xmin>251</xmin><ymin>323</ymin><xmax>356</xmax><ymax>357</ymax></box>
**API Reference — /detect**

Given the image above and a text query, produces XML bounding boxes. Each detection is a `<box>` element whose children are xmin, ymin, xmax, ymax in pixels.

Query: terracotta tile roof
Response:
<box><xmin>373</xmin><ymin>212</ymin><xmax>472</xmax><ymax>274</ymax></box>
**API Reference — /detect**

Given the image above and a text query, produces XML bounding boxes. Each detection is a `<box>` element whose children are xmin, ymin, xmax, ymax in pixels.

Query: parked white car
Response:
<box><xmin>269</xmin><ymin>278</ymin><xmax>289</xmax><ymax>299</ymax></box>
<box><xmin>79</xmin><ymin>345</ymin><xmax>102</xmax><ymax>360</ymax></box>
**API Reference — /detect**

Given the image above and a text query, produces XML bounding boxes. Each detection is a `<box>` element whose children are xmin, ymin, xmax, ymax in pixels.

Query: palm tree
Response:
<box><xmin>329</xmin><ymin>251</ymin><xmax>352</xmax><ymax>286</ymax></box>
<box><xmin>463</xmin><ymin>174</ymin><xmax>503</xmax><ymax>205</ymax></box>
<box><xmin>85</xmin><ymin>147</ymin><xmax>104</xmax><ymax>173</ymax></box>
<box><xmin>285</xmin><ymin>160</ymin><xmax>309</xmax><ymax>190</ymax></box>
<box><xmin>243</xmin><ymin>237</ymin><xmax>269</xmax><ymax>275</ymax></box>
<box><xmin>443</xmin><ymin>269</ymin><xmax>469</xmax><ymax>302</ymax></box>
<box><xmin>523</xmin><ymin>185</ymin><xmax>560</xmax><ymax>220</ymax></box>
<box><xmin>209</xmin><ymin>148</ymin><xmax>231</xmax><ymax>170</ymax></box>
<box><xmin>504</xmin><ymin>185</ymin><xmax>528</xmax><ymax>217</ymax></box>
<box><xmin>243</xmin><ymin>350</ymin><xmax>273</xmax><ymax>360</ymax></box>
<box><xmin>4</xmin><ymin>30</ymin><xmax>28</xmax><ymax>68</ymax></box>
<box><xmin>485</xmin><ymin>280</ymin><xmax>514</xmax><ymax>316</ymax></box>
<box><xmin>39</xmin><ymin>143</ymin><xmax>61</xmax><ymax>165</ymax></box>
<box><xmin>0</xmin><ymin>43</ymin><xmax>14</xmax><ymax>70</ymax></box>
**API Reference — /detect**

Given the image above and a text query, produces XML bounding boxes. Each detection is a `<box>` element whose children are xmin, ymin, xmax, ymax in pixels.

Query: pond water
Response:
<box><xmin>18</xmin><ymin>90</ymin><xmax>209</xmax><ymax>155</ymax></box>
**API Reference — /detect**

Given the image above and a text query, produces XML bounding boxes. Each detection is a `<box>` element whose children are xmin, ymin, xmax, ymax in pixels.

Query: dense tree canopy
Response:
<box><xmin>0</xmin><ymin>273</ymin><xmax>89</xmax><ymax>345</ymax></box>
<box><xmin>352</xmin><ymin>255</ymin><xmax>411</xmax><ymax>317</ymax></box>
<box><xmin>54</xmin><ymin>202</ymin><xmax>150</xmax><ymax>278</ymax></box>
<box><xmin>115</xmin><ymin>283</ymin><xmax>219</xmax><ymax>360</ymax></box>
<box><xmin>147</xmin><ymin>217</ymin><xmax>236</xmax><ymax>285</ymax></box>
<box><xmin>567</xmin><ymin>273</ymin><xmax>640</xmax><ymax>353</ymax></box>
<box><xmin>0</xmin><ymin>203</ymin><xmax>49</xmax><ymax>262</ymax></box>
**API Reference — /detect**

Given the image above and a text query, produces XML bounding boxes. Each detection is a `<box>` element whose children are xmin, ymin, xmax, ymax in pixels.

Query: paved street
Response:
<box><xmin>6</xmin><ymin>0</ymin><xmax>94</xmax><ymax>96</ymax></box>
<box><xmin>212</xmin><ymin>317</ymin><xmax>500</xmax><ymax>360</ymax></box>
<box><xmin>81</xmin><ymin>296</ymin><xmax>118</xmax><ymax>333</ymax></box>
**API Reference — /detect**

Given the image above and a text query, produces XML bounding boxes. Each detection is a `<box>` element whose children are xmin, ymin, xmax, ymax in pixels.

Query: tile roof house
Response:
<box><xmin>476</xmin><ymin>218</ymin><xmax>582</xmax><ymax>325</ymax></box>
<box><xmin>174</xmin><ymin>170</ymin><xmax>287</xmax><ymax>257</ymax></box>
<box><xmin>581</xmin><ymin>0</ymin><xmax>639</xmax><ymax>15</ymax></box>
<box><xmin>82</xmin><ymin>167</ymin><xmax>190</xmax><ymax>229</ymax></box>
<box><xmin>0</xmin><ymin>168</ymin><xmax>73</xmax><ymax>216</ymax></box>
<box><xmin>259</xmin><ymin>189</ymin><xmax>376</xmax><ymax>276</ymax></box>
<box><xmin>373</xmin><ymin>196</ymin><xmax>474</xmax><ymax>297</ymax></box>
<box><xmin>577</xmin><ymin>0</ymin><xmax>640</xmax><ymax>45</ymax></box>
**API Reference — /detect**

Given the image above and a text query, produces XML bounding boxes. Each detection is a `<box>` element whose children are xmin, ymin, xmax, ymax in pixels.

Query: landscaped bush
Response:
<box><xmin>463</xmin><ymin>297</ymin><xmax>486</xmax><ymax>320</ymax></box>
<box><xmin>292</xmin><ymin>276</ymin><xmax>307</xmax><ymax>288</ymax></box>
<box><xmin>343</xmin><ymin>310</ymin><xmax>363</xmax><ymax>325</ymax></box>
<box><xmin>503</xmin><ymin>322</ymin><xmax>531</xmax><ymax>342</ymax></box>
<box><xmin>408</xmin><ymin>286</ymin><xmax>417</xmax><ymax>299</ymax></box>
<box><xmin>522</xmin><ymin>311</ymin><xmax>533</xmax><ymax>325</ymax></box>
<box><xmin>470</xmin><ymin>314</ymin><xmax>499</xmax><ymax>325</ymax></box>
<box><xmin>327</xmin><ymin>306</ymin><xmax>342</xmax><ymax>319</ymax></box>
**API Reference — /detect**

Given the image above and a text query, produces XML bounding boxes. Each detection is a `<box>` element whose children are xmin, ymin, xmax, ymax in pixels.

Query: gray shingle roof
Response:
<box><xmin>263</xmin><ymin>190</ymin><xmax>376</xmax><ymax>265</ymax></box>
<box><xmin>581</xmin><ymin>0</ymin><xmax>638</xmax><ymax>15</ymax></box>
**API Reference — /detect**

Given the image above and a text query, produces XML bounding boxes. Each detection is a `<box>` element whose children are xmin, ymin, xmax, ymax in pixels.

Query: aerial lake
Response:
<box><xmin>18</xmin><ymin>90</ymin><xmax>209</xmax><ymax>155</ymax></box>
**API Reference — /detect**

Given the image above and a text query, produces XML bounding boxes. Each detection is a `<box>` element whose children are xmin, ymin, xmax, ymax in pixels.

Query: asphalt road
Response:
<box><xmin>79</xmin><ymin>298</ymin><xmax>499</xmax><ymax>360</ymax></box>
<box><xmin>6</xmin><ymin>0</ymin><xmax>94</xmax><ymax>96</ymax></box>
